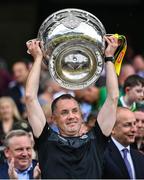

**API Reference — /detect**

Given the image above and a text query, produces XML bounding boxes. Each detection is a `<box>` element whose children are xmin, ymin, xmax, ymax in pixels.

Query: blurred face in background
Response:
<box><xmin>74</xmin><ymin>89</ymin><xmax>85</xmax><ymax>101</ymax></box>
<box><xmin>12</xmin><ymin>62</ymin><xmax>29</xmax><ymax>84</ymax></box>
<box><xmin>118</xmin><ymin>64</ymin><xmax>135</xmax><ymax>87</ymax></box>
<box><xmin>82</xmin><ymin>86</ymin><xmax>99</xmax><ymax>103</ymax></box>
<box><xmin>132</xmin><ymin>55</ymin><xmax>144</xmax><ymax>72</ymax></box>
<box><xmin>134</xmin><ymin>111</ymin><xmax>144</xmax><ymax>138</ymax></box>
<box><xmin>0</xmin><ymin>100</ymin><xmax>13</xmax><ymax>120</ymax></box>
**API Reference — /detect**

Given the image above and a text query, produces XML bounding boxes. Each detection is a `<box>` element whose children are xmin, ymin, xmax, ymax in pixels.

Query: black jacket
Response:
<box><xmin>102</xmin><ymin>140</ymin><xmax>144</xmax><ymax>179</ymax></box>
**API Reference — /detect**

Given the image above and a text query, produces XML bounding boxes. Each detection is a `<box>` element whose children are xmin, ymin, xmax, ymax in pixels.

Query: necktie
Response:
<box><xmin>122</xmin><ymin>148</ymin><xmax>133</xmax><ymax>179</ymax></box>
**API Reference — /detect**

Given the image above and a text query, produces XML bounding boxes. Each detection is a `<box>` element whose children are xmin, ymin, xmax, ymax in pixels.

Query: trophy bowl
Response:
<box><xmin>37</xmin><ymin>8</ymin><xmax>106</xmax><ymax>90</ymax></box>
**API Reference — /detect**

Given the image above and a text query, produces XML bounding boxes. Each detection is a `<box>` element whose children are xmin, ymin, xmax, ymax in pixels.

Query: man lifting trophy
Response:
<box><xmin>25</xmin><ymin>8</ymin><xmax>127</xmax><ymax>179</ymax></box>
<box><xmin>27</xmin><ymin>8</ymin><xmax>127</xmax><ymax>90</ymax></box>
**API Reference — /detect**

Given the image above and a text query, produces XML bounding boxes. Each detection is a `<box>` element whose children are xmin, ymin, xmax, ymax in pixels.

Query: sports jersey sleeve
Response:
<box><xmin>93</xmin><ymin>121</ymin><xmax>109</xmax><ymax>152</ymax></box>
<box><xmin>34</xmin><ymin>122</ymin><xmax>51</xmax><ymax>149</ymax></box>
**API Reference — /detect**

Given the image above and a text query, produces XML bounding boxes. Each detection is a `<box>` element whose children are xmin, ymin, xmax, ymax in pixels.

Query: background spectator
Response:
<box><xmin>118</xmin><ymin>74</ymin><xmax>144</xmax><ymax>111</ymax></box>
<box><xmin>0</xmin><ymin>130</ymin><xmax>40</xmax><ymax>179</ymax></box>
<box><xmin>132</xmin><ymin>54</ymin><xmax>144</xmax><ymax>78</ymax></box>
<box><xmin>131</xmin><ymin>110</ymin><xmax>144</xmax><ymax>154</ymax></box>
<box><xmin>4</xmin><ymin>61</ymin><xmax>30</xmax><ymax>118</ymax></box>
<box><xmin>103</xmin><ymin>107</ymin><xmax>144</xmax><ymax>179</ymax></box>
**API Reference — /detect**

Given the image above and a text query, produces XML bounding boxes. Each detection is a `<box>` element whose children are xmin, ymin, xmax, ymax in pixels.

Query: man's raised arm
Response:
<box><xmin>97</xmin><ymin>35</ymin><xmax>119</xmax><ymax>136</ymax></box>
<box><xmin>25</xmin><ymin>40</ymin><xmax>47</xmax><ymax>138</ymax></box>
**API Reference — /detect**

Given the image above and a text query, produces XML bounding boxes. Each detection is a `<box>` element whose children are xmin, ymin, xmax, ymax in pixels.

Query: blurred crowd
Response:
<box><xmin>0</xmin><ymin>43</ymin><xmax>144</xmax><ymax>179</ymax></box>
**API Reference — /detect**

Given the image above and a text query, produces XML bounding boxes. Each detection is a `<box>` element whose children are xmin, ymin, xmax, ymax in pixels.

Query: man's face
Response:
<box><xmin>134</xmin><ymin>111</ymin><xmax>144</xmax><ymax>138</ymax></box>
<box><xmin>5</xmin><ymin>136</ymin><xmax>32</xmax><ymax>170</ymax></box>
<box><xmin>13</xmin><ymin>62</ymin><xmax>29</xmax><ymax>84</ymax></box>
<box><xmin>127</xmin><ymin>85</ymin><xmax>143</xmax><ymax>103</ymax></box>
<box><xmin>52</xmin><ymin>99</ymin><xmax>83</xmax><ymax>137</ymax></box>
<box><xmin>112</xmin><ymin>110</ymin><xmax>137</xmax><ymax>146</ymax></box>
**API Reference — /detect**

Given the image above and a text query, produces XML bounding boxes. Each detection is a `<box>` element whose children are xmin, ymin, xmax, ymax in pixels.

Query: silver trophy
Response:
<box><xmin>37</xmin><ymin>8</ymin><xmax>106</xmax><ymax>90</ymax></box>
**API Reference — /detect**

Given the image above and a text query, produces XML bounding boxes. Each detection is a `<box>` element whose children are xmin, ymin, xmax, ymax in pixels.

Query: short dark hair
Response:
<box><xmin>51</xmin><ymin>94</ymin><xmax>79</xmax><ymax>114</ymax></box>
<box><xmin>123</xmin><ymin>74</ymin><xmax>144</xmax><ymax>92</ymax></box>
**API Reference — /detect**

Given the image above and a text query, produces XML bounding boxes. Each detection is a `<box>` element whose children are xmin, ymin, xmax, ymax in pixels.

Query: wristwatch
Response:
<box><xmin>104</xmin><ymin>56</ymin><xmax>115</xmax><ymax>63</ymax></box>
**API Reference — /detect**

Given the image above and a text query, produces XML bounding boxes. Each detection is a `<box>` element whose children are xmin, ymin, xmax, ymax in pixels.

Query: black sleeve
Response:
<box><xmin>34</xmin><ymin>122</ymin><xmax>51</xmax><ymax>149</ymax></box>
<box><xmin>93</xmin><ymin>121</ymin><xmax>109</xmax><ymax>152</ymax></box>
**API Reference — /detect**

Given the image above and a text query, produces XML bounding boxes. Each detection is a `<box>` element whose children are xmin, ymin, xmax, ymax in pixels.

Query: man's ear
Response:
<box><xmin>4</xmin><ymin>148</ymin><xmax>10</xmax><ymax>158</ymax></box>
<box><xmin>125</xmin><ymin>87</ymin><xmax>130</xmax><ymax>93</ymax></box>
<box><xmin>111</xmin><ymin>128</ymin><xmax>115</xmax><ymax>136</ymax></box>
<box><xmin>51</xmin><ymin>115</ymin><xmax>57</xmax><ymax>125</ymax></box>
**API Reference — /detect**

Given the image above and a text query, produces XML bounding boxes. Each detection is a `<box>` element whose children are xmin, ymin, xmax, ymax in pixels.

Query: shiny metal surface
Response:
<box><xmin>37</xmin><ymin>8</ymin><xmax>106</xmax><ymax>89</ymax></box>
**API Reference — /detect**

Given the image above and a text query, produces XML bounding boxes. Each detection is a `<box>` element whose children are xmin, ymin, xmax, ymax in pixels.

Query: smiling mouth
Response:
<box><xmin>67</xmin><ymin>122</ymin><xmax>78</xmax><ymax>127</ymax></box>
<box><xmin>19</xmin><ymin>158</ymin><xmax>29</xmax><ymax>162</ymax></box>
<box><xmin>68</xmin><ymin>123</ymin><xmax>76</xmax><ymax>126</ymax></box>
<box><xmin>128</xmin><ymin>135</ymin><xmax>135</xmax><ymax>138</ymax></box>
<box><xmin>67</xmin><ymin>121</ymin><xmax>77</xmax><ymax>124</ymax></box>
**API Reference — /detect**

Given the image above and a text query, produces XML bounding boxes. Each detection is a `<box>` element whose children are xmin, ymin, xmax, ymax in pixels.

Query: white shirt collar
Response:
<box><xmin>111</xmin><ymin>136</ymin><xmax>130</xmax><ymax>152</ymax></box>
<box><xmin>120</xmin><ymin>96</ymin><xmax>136</xmax><ymax>111</ymax></box>
<box><xmin>16</xmin><ymin>163</ymin><xmax>33</xmax><ymax>174</ymax></box>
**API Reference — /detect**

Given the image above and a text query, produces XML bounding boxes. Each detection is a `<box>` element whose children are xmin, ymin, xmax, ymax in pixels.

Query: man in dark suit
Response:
<box><xmin>4</xmin><ymin>61</ymin><xmax>30</xmax><ymax>116</ymax></box>
<box><xmin>0</xmin><ymin>129</ymin><xmax>40</xmax><ymax>179</ymax></box>
<box><xmin>103</xmin><ymin>107</ymin><xmax>144</xmax><ymax>179</ymax></box>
